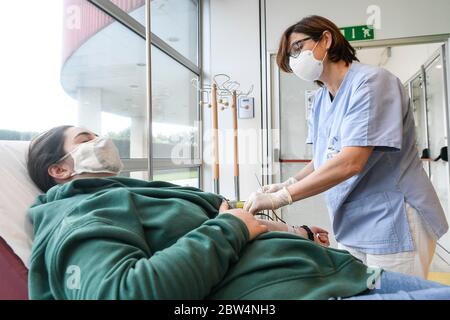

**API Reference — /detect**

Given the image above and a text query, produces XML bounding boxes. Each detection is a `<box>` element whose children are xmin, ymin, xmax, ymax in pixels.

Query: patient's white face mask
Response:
<box><xmin>58</xmin><ymin>137</ymin><xmax>124</xmax><ymax>177</ymax></box>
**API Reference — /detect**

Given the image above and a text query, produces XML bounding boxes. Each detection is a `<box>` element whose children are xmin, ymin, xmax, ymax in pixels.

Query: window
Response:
<box><xmin>105</xmin><ymin>0</ymin><xmax>202</xmax><ymax>186</ymax></box>
<box><xmin>0</xmin><ymin>1</ymin><xmax>78</xmax><ymax>141</ymax></box>
<box><xmin>147</xmin><ymin>0</ymin><xmax>202</xmax><ymax>185</ymax></box>
<box><xmin>150</xmin><ymin>0</ymin><xmax>199</xmax><ymax>65</ymax></box>
<box><xmin>154</xmin><ymin>168</ymin><xmax>200</xmax><ymax>188</ymax></box>
<box><xmin>152</xmin><ymin>47</ymin><xmax>200</xmax><ymax>161</ymax></box>
<box><xmin>62</xmin><ymin>2</ymin><xmax>148</xmax><ymax>162</ymax></box>
<box><xmin>1</xmin><ymin>0</ymin><xmax>202</xmax><ymax>187</ymax></box>
<box><xmin>111</xmin><ymin>0</ymin><xmax>199</xmax><ymax>65</ymax></box>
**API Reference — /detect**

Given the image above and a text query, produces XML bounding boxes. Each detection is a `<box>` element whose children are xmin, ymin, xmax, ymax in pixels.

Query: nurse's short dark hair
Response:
<box><xmin>277</xmin><ymin>15</ymin><xmax>359</xmax><ymax>73</ymax></box>
<box><xmin>27</xmin><ymin>125</ymin><xmax>73</xmax><ymax>192</ymax></box>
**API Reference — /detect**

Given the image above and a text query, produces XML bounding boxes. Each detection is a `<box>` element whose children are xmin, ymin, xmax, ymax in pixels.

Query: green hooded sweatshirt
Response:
<box><xmin>28</xmin><ymin>177</ymin><xmax>380</xmax><ymax>300</ymax></box>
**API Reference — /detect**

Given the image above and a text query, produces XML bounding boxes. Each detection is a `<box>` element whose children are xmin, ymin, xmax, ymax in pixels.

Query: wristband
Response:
<box><xmin>300</xmin><ymin>225</ymin><xmax>314</xmax><ymax>241</ymax></box>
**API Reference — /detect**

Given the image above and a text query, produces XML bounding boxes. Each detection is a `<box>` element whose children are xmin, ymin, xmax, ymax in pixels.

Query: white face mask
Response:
<box><xmin>58</xmin><ymin>137</ymin><xmax>124</xmax><ymax>177</ymax></box>
<box><xmin>289</xmin><ymin>40</ymin><xmax>328</xmax><ymax>82</ymax></box>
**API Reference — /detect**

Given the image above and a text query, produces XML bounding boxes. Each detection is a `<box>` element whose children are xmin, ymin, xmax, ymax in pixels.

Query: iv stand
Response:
<box><xmin>211</xmin><ymin>84</ymin><xmax>220</xmax><ymax>194</ymax></box>
<box><xmin>232</xmin><ymin>90</ymin><xmax>240</xmax><ymax>201</ymax></box>
<box><xmin>193</xmin><ymin>75</ymin><xmax>253</xmax><ymax>197</ymax></box>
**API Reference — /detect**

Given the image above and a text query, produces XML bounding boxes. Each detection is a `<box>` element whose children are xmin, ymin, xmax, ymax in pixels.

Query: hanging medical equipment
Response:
<box><xmin>192</xmin><ymin>74</ymin><xmax>253</xmax><ymax>200</ymax></box>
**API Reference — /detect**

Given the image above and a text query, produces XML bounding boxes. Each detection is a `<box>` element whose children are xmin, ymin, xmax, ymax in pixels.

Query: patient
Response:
<box><xmin>26</xmin><ymin>126</ymin><xmax>450</xmax><ymax>300</ymax></box>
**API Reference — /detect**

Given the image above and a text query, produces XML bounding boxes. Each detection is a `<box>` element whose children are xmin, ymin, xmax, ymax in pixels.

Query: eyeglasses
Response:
<box><xmin>288</xmin><ymin>37</ymin><xmax>313</xmax><ymax>58</ymax></box>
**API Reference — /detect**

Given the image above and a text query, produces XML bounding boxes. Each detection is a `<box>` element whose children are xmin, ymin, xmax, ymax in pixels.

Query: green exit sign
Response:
<box><xmin>340</xmin><ymin>25</ymin><xmax>375</xmax><ymax>41</ymax></box>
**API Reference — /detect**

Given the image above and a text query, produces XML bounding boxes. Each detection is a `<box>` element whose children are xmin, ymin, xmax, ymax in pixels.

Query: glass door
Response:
<box><xmin>425</xmin><ymin>51</ymin><xmax>449</xmax><ymax>214</ymax></box>
<box><xmin>425</xmin><ymin>44</ymin><xmax>450</xmax><ymax>254</ymax></box>
<box><xmin>406</xmin><ymin>45</ymin><xmax>450</xmax><ymax>261</ymax></box>
<box><xmin>410</xmin><ymin>72</ymin><xmax>430</xmax><ymax>176</ymax></box>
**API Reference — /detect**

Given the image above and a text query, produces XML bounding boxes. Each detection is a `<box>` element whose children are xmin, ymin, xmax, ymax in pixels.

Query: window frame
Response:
<box><xmin>87</xmin><ymin>0</ymin><xmax>203</xmax><ymax>188</ymax></box>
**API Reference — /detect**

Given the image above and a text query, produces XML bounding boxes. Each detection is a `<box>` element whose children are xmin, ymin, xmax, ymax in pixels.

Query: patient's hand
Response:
<box><xmin>310</xmin><ymin>226</ymin><xmax>330</xmax><ymax>247</ymax></box>
<box><xmin>289</xmin><ymin>226</ymin><xmax>330</xmax><ymax>247</ymax></box>
<box><xmin>219</xmin><ymin>200</ymin><xmax>230</xmax><ymax>212</ymax></box>
<box><xmin>222</xmin><ymin>209</ymin><xmax>268</xmax><ymax>241</ymax></box>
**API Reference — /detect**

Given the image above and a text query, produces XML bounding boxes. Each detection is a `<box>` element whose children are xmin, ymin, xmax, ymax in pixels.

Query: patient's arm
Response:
<box><xmin>257</xmin><ymin>220</ymin><xmax>330</xmax><ymax>247</ymax></box>
<box><xmin>221</xmin><ymin>202</ymin><xmax>295</xmax><ymax>233</ymax></box>
<box><xmin>53</xmin><ymin>215</ymin><xmax>250</xmax><ymax>300</ymax></box>
<box><xmin>257</xmin><ymin>220</ymin><xmax>304</xmax><ymax>236</ymax></box>
<box><xmin>258</xmin><ymin>220</ymin><xmax>288</xmax><ymax>232</ymax></box>
<box><xmin>220</xmin><ymin>200</ymin><xmax>329</xmax><ymax>246</ymax></box>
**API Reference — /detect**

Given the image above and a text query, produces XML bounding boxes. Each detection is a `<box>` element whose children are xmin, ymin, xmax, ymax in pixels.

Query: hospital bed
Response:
<box><xmin>0</xmin><ymin>141</ymin><xmax>41</xmax><ymax>300</ymax></box>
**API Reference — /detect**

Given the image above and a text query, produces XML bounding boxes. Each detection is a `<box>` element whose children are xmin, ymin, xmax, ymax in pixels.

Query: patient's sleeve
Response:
<box><xmin>50</xmin><ymin>214</ymin><xmax>248</xmax><ymax>300</ymax></box>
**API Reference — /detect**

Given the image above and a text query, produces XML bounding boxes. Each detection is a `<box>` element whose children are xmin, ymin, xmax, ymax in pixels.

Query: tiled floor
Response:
<box><xmin>428</xmin><ymin>272</ymin><xmax>450</xmax><ymax>286</ymax></box>
<box><xmin>429</xmin><ymin>251</ymin><xmax>450</xmax><ymax>285</ymax></box>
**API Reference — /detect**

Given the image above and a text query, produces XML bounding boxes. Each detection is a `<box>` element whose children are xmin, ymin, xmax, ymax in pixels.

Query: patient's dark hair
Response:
<box><xmin>27</xmin><ymin>126</ymin><xmax>73</xmax><ymax>192</ymax></box>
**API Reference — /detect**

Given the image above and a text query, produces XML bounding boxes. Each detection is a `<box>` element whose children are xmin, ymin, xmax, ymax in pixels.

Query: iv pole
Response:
<box><xmin>232</xmin><ymin>90</ymin><xmax>240</xmax><ymax>201</ymax></box>
<box><xmin>193</xmin><ymin>75</ymin><xmax>253</xmax><ymax>198</ymax></box>
<box><xmin>211</xmin><ymin>84</ymin><xmax>220</xmax><ymax>194</ymax></box>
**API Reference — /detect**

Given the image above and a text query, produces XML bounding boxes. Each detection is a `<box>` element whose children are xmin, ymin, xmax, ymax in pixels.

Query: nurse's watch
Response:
<box><xmin>300</xmin><ymin>225</ymin><xmax>315</xmax><ymax>241</ymax></box>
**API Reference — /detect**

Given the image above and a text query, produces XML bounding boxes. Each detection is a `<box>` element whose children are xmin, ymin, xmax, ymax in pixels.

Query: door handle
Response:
<box><xmin>433</xmin><ymin>146</ymin><xmax>448</xmax><ymax>162</ymax></box>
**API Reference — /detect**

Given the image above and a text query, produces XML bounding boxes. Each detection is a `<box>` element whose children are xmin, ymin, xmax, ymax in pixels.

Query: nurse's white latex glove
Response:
<box><xmin>244</xmin><ymin>187</ymin><xmax>293</xmax><ymax>215</ymax></box>
<box><xmin>259</xmin><ymin>177</ymin><xmax>298</xmax><ymax>193</ymax></box>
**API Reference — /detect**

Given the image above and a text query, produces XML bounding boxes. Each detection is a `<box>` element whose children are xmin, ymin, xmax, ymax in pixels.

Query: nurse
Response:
<box><xmin>244</xmin><ymin>15</ymin><xmax>449</xmax><ymax>278</ymax></box>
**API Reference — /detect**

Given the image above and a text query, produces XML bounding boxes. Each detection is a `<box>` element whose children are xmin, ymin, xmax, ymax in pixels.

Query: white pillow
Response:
<box><xmin>0</xmin><ymin>141</ymin><xmax>41</xmax><ymax>268</ymax></box>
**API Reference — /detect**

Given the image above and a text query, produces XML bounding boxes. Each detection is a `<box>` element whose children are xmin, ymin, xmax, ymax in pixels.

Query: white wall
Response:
<box><xmin>266</xmin><ymin>0</ymin><xmax>450</xmax><ymax>52</ymax></box>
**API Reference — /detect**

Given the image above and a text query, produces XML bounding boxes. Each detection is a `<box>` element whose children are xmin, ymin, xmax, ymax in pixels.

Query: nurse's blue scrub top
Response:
<box><xmin>307</xmin><ymin>62</ymin><xmax>449</xmax><ymax>254</ymax></box>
